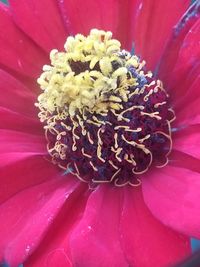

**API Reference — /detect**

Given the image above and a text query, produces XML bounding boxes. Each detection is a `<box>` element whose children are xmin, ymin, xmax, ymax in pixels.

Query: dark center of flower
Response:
<box><xmin>36</xmin><ymin>29</ymin><xmax>175</xmax><ymax>187</ymax></box>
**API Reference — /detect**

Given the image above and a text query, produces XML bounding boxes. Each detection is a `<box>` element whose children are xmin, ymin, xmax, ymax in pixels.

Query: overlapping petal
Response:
<box><xmin>0</xmin><ymin>69</ymin><xmax>37</xmax><ymax>115</ymax></box>
<box><xmin>57</xmin><ymin>0</ymin><xmax>141</xmax><ymax>49</ymax></box>
<box><xmin>0</xmin><ymin>156</ymin><xmax>63</xmax><ymax>204</ymax></box>
<box><xmin>0</xmin><ymin>107</ymin><xmax>42</xmax><ymax>135</ymax></box>
<box><xmin>175</xmin><ymin>73</ymin><xmax>200</xmax><ymax>127</ymax></box>
<box><xmin>24</xmin><ymin>183</ymin><xmax>88</xmax><ymax>267</ymax></box>
<box><xmin>167</xmin><ymin>19</ymin><xmax>200</xmax><ymax>111</ymax></box>
<box><xmin>0</xmin><ymin>175</ymin><xmax>78</xmax><ymax>266</ymax></box>
<box><xmin>132</xmin><ymin>0</ymin><xmax>190</xmax><ymax>70</ymax></box>
<box><xmin>142</xmin><ymin>166</ymin><xmax>200</xmax><ymax>239</ymax></box>
<box><xmin>69</xmin><ymin>185</ymin><xmax>127</xmax><ymax>267</ymax></box>
<box><xmin>9</xmin><ymin>0</ymin><xmax>68</xmax><ymax>52</ymax></box>
<box><xmin>69</xmin><ymin>185</ymin><xmax>190</xmax><ymax>267</ymax></box>
<box><xmin>158</xmin><ymin>1</ymin><xmax>200</xmax><ymax>85</ymax></box>
<box><xmin>120</xmin><ymin>187</ymin><xmax>190</xmax><ymax>267</ymax></box>
<box><xmin>0</xmin><ymin>4</ymin><xmax>48</xmax><ymax>77</ymax></box>
<box><xmin>173</xmin><ymin>125</ymin><xmax>200</xmax><ymax>160</ymax></box>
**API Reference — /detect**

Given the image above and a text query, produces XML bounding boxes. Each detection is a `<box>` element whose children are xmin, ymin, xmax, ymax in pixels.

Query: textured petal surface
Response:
<box><xmin>0</xmin><ymin>130</ymin><xmax>46</xmax><ymax>155</ymax></box>
<box><xmin>169</xmin><ymin>150</ymin><xmax>200</xmax><ymax>174</ymax></box>
<box><xmin>69</xmin><ymin>185</ymin><xmax>190</xmax><ymax>267</ymax></box>
<box><xmin>158</xmin><ymin>2</ymin><xmax>200</xmax><ymax>84</ymax></box>
<box><xmin>69</xmin><ymin>185</ymin><xmax>127</xmax><ymax>267</ymax></box>
<box><xmin>0</xmin><ymin>107</ymin><xmax>42</xmax><ymax>135</ymax></box>
<box><xmin>9</xmin><ymin>0</ymin><xmax>67</xmax><ymax>52</ymax></box>
<box><xmin>175</xmin><ymin>72</ymin><xmax>200</xmax><ymax>127</ymax></box>
<box><xmin>173</xmin><ymin>125</ymin><xmax>200</xmax><ymax>159</ymax></box>
<box><xmin>0</xmin><ymin>175</ymin><xmax>78</xmax><ymax>267</ymax></box>
<box><xmin>132</xmin><ymin>0</ymin><xmax>190</xmax><ymax>70</ymax></box>
<box><xmin>142</xmin><ymin>166</ymin><xmax>200</xmax><ymax>239</ymax></box>
<box><xmin>24</xmin><ymin>184</ymin><xmax>88</xmax><ymax>267</ymax></box>
<box><xmin>0</xmin><ymin>69</ymin><xmax>37</xmax><ymax>116</ymax></box>
<box><xmin>0</xmin><ymin>4</ymin><xmax>48</xmax><ymax>77</ymax></box>
<box><xmin>120</xmin><ymin>187</ymin><xmax>190</xmax><ymax>267</ymax></box>
<box><xmin>168</xmin><ymin>18</ymin><xmax>200</xmax><ymax>104</ymax></box>
<box><xmin>0</xmin><ymin>156</ymin><xmax>61</xmax><ymax>204</ymax></box>
<box><xmin>58</xmin><ymin>0</ymin><xmax>140</xmax><ymax>49</ymax></box>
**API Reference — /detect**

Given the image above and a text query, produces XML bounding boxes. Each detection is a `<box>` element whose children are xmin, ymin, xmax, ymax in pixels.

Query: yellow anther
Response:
<box><xmin>109</xmin><ymin>95</ymin><xmax>122</xmax><ymax>103</ymax></box>
<box><xmin>107</xmin><ymin>45</ymin><xmax>120</xmax><ymax>54</ymax></box>
<box><xmin>37</xmin><ymin>29</ymin><xmax>140</xmax><ymax>120</ymax></box>
<box><xmin>99</xmin><ymin>57</ymin><xmax>113</xmax><ymax>75</ymax></box>
<box><xmin>112</xmin><ymin>67</ymin><xmax>127</xmax><ymax>78</ymax></box>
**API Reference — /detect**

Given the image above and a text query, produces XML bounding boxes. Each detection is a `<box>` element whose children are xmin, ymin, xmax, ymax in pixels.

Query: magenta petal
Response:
<box><xmin>169</xmin><ymin>150</ymin><xmax>200</xmax><ymax>175</ymax></box>
<box><xmin>24</xmin><ymin>184</ymin><xmax>87</xmax><ymax>267</ymax></box>
<box><xmin>58</xmin><ymin>0</ymin><xmax>115</xmax><ymax>34</ymax></box>
<box><xmin>0</xmin><ymin>176</ymin><xmax>78</xmax><ymax>266</ymax></box>
<box><xmin>0</xmin><ymin>107</ymin><xmax>42</xmax><ymax>135</ymax></box>
<box><xmin>132</xmin><ymin>0</ymin><xmax>190</xmax><ymax>70</ymax></box>
<box><xmin>69</xmin><ymin>185</ymin><xmax>128</xmax><ymax>267</ymax></box>
<box><xmin>0</xmin><ymin>130</ymin><xmax>46</xmax><ymax>155</ymax></box>
<box><xmin>167</xmin><ymin>18</ymin><xmax>200</xmax><ymax>104</ymax></box>
<box><xmin>0</xmin><ymin>156</ymin><xmax>61</xmax><ymax>204</ymax></box>
<box><xmin>58</xmin><ymin>0</ymin><xmax>140</xmax><ymax>50</ymax></box>
<box><xmin>142</xmin><ymin>166</ymin><xmax>200</xmax><ymax>238</ymax></box>
<box><xmin>175</xmin><ymin>74</ymin><xmax>200</xmax><ymax>127</ymax></box>
<box><xmin>172</xmin><ymin>64</ymin><xmax>200</xmax><ymax>112</ymax></box>
<box><xmin>9</xmin><ymin>0</ymin><xmax>67</xmax><ymax>52</ymax></box>
<box><xmin>119</xmin><ymin>187</ymin><xmax>190</xmax><ymax>267</ymax></box>
<box><xmin>69</xmin><ymin>185</ymin><xmax>190</xmax><ymax>267</ymax></box>
<box><xmin>158</xmin><ymin>2</ymin><xmax>200</xmax><ymax>85</ymax></box>
<box><xmin>0</xmin><ymin>4</ymin><xmax>48</xmax><ymax>77</ymax></box>
<box><xmin>0</xmin><ymin>69</ymin><xmax>37</xmax><ymax>116</ymax></box>
<box><xmin>173</xmin><ymin>125</ymin><xmax>200</xmax><ymax>159</ymax></box>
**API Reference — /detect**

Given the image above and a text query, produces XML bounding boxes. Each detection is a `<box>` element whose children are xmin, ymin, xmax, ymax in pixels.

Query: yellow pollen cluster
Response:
<box><xmin>37</xmin><ymin>29</ymin><xmax>140</xmax><ymax>118</ymax></box>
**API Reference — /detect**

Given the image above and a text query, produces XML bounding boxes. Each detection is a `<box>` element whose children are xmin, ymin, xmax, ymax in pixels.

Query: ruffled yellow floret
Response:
<box><xmin>37</xmin><ymin>29</ymin><xmax>139</xmax><ymax>118</ymax></box>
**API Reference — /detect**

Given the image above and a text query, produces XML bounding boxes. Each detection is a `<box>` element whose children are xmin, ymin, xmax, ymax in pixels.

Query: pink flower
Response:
<box><xmin>0</xmin><ymin>0</ymin><xmax>199</xmax><ymax>266</ymax></box>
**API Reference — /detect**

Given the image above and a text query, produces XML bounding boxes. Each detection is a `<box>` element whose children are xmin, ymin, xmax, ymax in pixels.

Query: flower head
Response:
<box><xmin>37</xmin><ymin>29</ymin><xmax>175</xmax><ymax>186</ymax></box>
<box><xmin>0</xmin><ymin>1</ymin><xmax>200</xmax><ymax>267</ymax></box>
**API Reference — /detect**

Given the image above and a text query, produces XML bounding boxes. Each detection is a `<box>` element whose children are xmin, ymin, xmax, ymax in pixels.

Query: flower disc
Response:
<box><xmin>37</xmin><ymin>29</ymin><xmax>175</xmax><ymax>186</ymax></box>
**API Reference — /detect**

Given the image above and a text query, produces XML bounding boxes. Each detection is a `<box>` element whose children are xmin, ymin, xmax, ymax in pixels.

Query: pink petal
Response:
<box><xmin>0</xmin><ymin>175</ymin><xmax>79</xmax><ymax>266</ymax></box>
<box><xmin>9</xmin><ymin>0</ymin><xmax>68</xmax><ymax>52</ymax></box>
<box><xmin>169</xmin><ymin>150</ymin><xmax>200</xmax><ymax>174</ymax></box>
<box><xmin>24</xmin><ymin>183</ymin><xmax>88</xmax><ymax>267</ymax></box>
<box><xmin>174</xmin><ymin>73</ymin><xmax>200</xmax><ymax>127</ymax></box>
<box><xmin>0</xmin><ymin>69</ymin><xmax>37</xmax><ymax>116</ymax></box>
<box><xmin>158</xmin><ymin>2</ymin><xmax>200</xmax><ymax>84</ymax></box>
<box><xmin>119</xmin><ymin>187</ymin><xmax>190</xmax><ymax>267</ymax></box>
<box><xmin>69</xmin><ymin>185</ymin><xmax>190</xmax><ymax>267</ymax></box>
<box><xmin>0</xmin><ymin>4</ymin><xmax>48</xmax><ymax>77</ymax></box>
<box><xmin>168</xmin><ymin>18</ymin><xmax>200</xmax><ymax>102</ymax></box>
<box><xmin>0</xmin><ymin>130</ymin><xmax>46</xmax><ymax>155</ymax></box>
<box><xmin>0</xmin><ymin>156</ymin><xmax>61</xmax><ymax>204</ymax></box>
<box><xmin>132</xmin><ymin>0</ymin><xmax>190</xmax><ymax>70</ymax></box>
<box><xmin>142</xmin><ymin>166</ymin><xmax>200</xmax><ymax>238</ymax></box>
<box><xmin>172</xmin><ymin>66</ymin><xmax>200</xmax><ymax>111</ymax></box>
<box><xmin>0</xmin><ymin>107</ymin><xmax>43</xmax><ymax>135</ymax></box>
<box><xmin>58</xmin><ymin>0</ymin><xmax>140</xmax><ymax>49</ymax></box>
<box><xmin>173</xmin><ymin>125</ymin><xmax>200</xmax><ymax>159</ymax></box>
<box><xmin>69</xmin><ymin>185</ymin><xmax>128</xmax><ymax>267</ymax></box>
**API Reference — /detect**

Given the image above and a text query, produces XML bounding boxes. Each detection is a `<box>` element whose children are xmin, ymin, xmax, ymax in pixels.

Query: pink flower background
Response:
<box><xmin>0</xmin><ymin>0</ymin><xmax>200</xmax><ymax>267</ymax></box>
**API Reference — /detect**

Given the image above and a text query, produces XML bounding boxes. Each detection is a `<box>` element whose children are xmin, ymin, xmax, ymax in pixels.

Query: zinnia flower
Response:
<box><xmin>0</xmin><ymin>0</ymin><xmax>200</xmax><ymax>266</ymax></box>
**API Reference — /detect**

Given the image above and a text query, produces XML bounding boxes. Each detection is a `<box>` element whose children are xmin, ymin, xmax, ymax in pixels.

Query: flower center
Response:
<box><xmin>36</xmin><ymin>29</ymin><xmax>175</xmax><ymax>187</ymax></box>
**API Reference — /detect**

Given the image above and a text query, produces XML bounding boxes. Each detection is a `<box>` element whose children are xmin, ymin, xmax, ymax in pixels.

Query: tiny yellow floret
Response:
<box><xmin>36</xmin><ymin>29</ymin><xmax>139</xmax><ymax>120</ymax></box>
